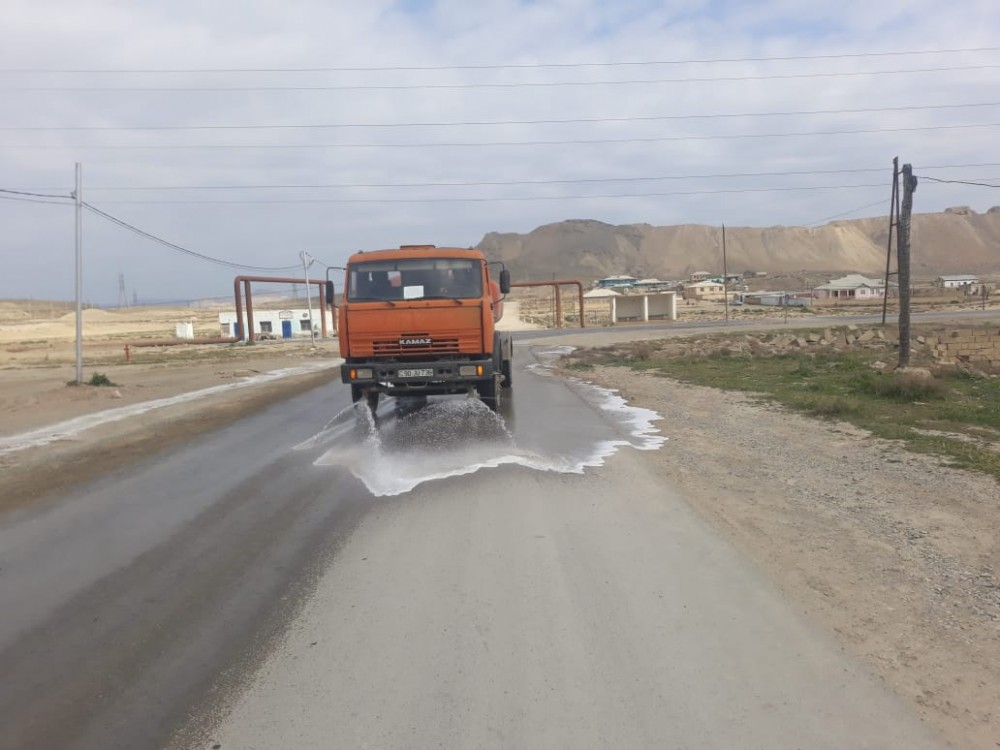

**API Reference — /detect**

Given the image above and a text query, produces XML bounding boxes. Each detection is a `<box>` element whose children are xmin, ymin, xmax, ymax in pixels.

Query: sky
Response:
<box><xmin>1</xmin><ymin>0</ymin><xmax>999</xmax><ymax>303</ymax></box>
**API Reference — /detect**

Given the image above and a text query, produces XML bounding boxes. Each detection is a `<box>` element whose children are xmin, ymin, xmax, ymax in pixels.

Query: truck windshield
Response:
<box><xmin>348</xmin><ymin>258</ymin><xmax>483</xmax><ymax>302</ymax></box>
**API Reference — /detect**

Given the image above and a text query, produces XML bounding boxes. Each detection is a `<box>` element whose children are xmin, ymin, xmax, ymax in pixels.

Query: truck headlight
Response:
<box><xmin>458</xmin><ymin>365</ymin><xmax>481</xmax><ymax>377</ymax></box>
<box><xmin>352</xmin><ymin>368</ymin><xmax>373</xmax><ymax>379</ymax></box>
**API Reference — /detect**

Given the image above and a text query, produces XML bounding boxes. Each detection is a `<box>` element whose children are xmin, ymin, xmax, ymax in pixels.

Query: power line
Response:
<box><xmin>5</xmin><ymin>64</ymin><xmax>998</xmax><ymax>92</ymax></box>
<box><xmin>21</xmin><ymin>167</ymin><xmax>894</xmax><ymax>192</ymax></box>
<box><xmin>82</xmin><ymin>202</ymin><xmax>301</xmax><ymax>271</ymax></box>
<box><xmin>0</xmin><ymin>193</ymin><xmax>72</xmax><ymax>206</ymax></box>
<box><xmin>918</xmin><ymin>175</ymin><xmax>1000</xmax><ymax>187</ymax></box>
<box><xmin>4</xmin><ymin>101</ymin><xmax>999</xmax><ymax>131</ymax></box>
<box><xmin>4</xmin><ymin>46</ymin><xmax>996</xmax><ymax>74</ymax></box>
<box><xmin>805</xmin><ymin>197</ymin><xmax>889</xmax><ymax>226</ymax></box>
<box><xmin>83</xmin><ymin>182</ymin><xmax>893</xmax><ymax>205</ymax></box>
<box><xmin>0</xmin><ymin>186</ymin><xmax>71</xmax><ymax>199</ymax></box>
<box><xmin>13</xmin><ymin>162</ymin><xmax>1000</xmax><ymax>193</ymax></box>
<box><xmin>7</xmin><ymin>121</ymin><xmax>998</xmax><ymax>150</ymax></box>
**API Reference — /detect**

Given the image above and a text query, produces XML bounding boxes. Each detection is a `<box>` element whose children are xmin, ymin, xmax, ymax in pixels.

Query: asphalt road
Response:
<box><xmin>0</xmin><ymin>343</ymin><xmax>946</xmax><ymax>749</ymax></box>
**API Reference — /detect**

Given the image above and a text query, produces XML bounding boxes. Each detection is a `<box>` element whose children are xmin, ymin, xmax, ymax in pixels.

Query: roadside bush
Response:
<box><xmin>808</xmin><ymin>396</ymin><xmax>860</xmax><ymax>417</ymax></box>
<box><xmin>87</xmin><ymin>372</ymin><xmax>119</xmax><ymax>387</ymax></box>
<box><xmin>856</xmin><ymin>371</ymin><xmax>949</xmax><ymax>402</ymax></box>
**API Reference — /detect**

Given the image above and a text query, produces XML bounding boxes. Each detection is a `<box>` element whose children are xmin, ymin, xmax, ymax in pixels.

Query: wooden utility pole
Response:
<box><xmin>897</xmin><ymin>163</ymin><xmax>917</xmax><ymax>368</ymax></box>
<box><xmin>881</xmin><ymin>157</ymin><xmax>899</xmax><ymax>325</ymax></box>
<box><xmin>722</xmin><ymin>224</ymin><xmax>729</xmax><ymax>321</ymax></box>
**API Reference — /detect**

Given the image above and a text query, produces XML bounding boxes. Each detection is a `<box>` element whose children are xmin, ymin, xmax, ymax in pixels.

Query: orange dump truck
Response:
<box><xmin>338</xmin><ymin>244</ymin><xmax>513</xmax><ymax>411</ymax></box>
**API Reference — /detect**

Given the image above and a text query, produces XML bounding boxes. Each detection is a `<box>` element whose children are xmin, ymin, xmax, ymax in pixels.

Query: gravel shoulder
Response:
<box><xmin>581</xmin><ymin>365</ymin><xmax>998</xmax><ymax>749</ymax></box>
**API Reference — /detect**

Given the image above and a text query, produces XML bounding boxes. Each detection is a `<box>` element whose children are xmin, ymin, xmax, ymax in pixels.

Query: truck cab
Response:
<box><xmin>339</xmin><ymin>245</ymin><xmax>512</xmax><ymax>411</ymax></box>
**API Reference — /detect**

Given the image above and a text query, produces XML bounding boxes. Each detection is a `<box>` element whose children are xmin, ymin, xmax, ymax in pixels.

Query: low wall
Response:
<box><xmin>927</xmin><ymin>328</ymin><xmax>1000</xmax><ymax>366</ymax></box>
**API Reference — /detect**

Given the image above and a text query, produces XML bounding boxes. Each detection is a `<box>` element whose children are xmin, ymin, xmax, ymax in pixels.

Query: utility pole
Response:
<box><xmin>721</xmin><ymin>224</ymin><xmax>729</xmax><ymax>322</ymax></box>
<box><xmin>897</xmin><ymin>163</ymin><xmax>917</xmax><ymax>368</ymax></box>
<box><xmin>881</xmin><ymin>157</ymin><xmax>899</xmax><ymax>325</ymax></box>
<box><xmin>300</xmin><ymin>251</ymin><xmax>316</xmax><ymax>344</ymax></box>
<box><xmin>73</xmin><ymin>163</ymin><xmax>83</xmax><ymax>385</ymax></box>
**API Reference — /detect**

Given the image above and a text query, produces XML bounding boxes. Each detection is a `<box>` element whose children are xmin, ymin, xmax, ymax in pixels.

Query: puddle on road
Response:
<box><xmin>297</xmin><ymin>348</ymin><xmax>666</xmax><ymax>497</ymax></box>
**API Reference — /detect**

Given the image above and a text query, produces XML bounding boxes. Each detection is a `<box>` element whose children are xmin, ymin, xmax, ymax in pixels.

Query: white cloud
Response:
<box><xmin>0</xmin><ymin>0</ymin><xmax>998</xmax><ymax>301</ymax></box>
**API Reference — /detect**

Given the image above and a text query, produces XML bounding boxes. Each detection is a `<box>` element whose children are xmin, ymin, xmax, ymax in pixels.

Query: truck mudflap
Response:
<box><xmin>342</xmin><ymin>358</ymin><xmax>495</xmax><ymax>395</ymax></box>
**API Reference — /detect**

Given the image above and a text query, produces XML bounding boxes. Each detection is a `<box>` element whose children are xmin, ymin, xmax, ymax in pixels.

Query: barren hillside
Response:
<box><xmin>478</xmin><ymin>207</ymin><xmax>1000</xmax><ymax>282</ymax></box>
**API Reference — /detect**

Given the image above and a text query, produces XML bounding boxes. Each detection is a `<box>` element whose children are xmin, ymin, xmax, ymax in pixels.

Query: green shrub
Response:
<box><xmin>87</xmin><ymin>372</ymin><xmax>118</xmax><ymax>387</ymax></box>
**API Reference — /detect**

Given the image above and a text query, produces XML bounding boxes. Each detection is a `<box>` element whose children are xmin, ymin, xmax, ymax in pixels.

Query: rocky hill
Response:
<box><xmin>477</xmin><ymin>207</ymin><xmax>1000</xmax><ymax>283</ymax></box>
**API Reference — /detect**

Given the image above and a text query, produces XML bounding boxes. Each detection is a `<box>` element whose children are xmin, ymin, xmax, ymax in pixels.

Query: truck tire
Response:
<box><xmin>351</xmin><ymin>384</ymin><xmax>380</xmax><ymax>412</ymax></box>
<box><xmin>476</xmin><ymin>375</ymin><xmax>502</xmax><ymax>411</ymax></box>
<box><xmin>501</xmin><ymin>356</ymin><xmax>513</xmax><ymax>389</ymax></box>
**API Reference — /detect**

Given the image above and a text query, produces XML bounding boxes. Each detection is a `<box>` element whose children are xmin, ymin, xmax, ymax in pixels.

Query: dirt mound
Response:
<box><xmin>479</xmin><ymin>208</ymin><xmax>1000</xmax><ymax>282</ymax></box>
<box><xmin>58</xmin><ymin>308</ymin><xmax>117</xmax><ymax>321</ymax></box>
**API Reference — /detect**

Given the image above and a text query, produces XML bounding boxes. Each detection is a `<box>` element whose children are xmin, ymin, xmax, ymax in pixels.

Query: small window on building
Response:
<box><xmin>299</xmin><ymin>320</ymin><xmax>311</xmax><ymax>331</ymax></box>
<box><xmin>259</xmin><ymin>321</ymin><xmax>273</xmax><ymax>333</ymax></box>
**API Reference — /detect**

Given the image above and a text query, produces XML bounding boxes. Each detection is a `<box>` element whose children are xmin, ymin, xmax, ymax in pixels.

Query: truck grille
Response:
<box><xmin>368</xmin><ymin>331</ymin><xmax>474</xmax><ymax>357</ymax></box>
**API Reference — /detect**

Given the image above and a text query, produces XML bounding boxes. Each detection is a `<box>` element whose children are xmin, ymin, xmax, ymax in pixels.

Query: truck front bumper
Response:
<box><xmin>341</xmin><ymin>358</ymin><xmax>495</xmax><ymax>395</ymax></box>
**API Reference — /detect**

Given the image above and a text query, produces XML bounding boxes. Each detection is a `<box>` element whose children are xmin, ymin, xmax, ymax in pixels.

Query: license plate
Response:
<box><xmin>398</xmin><ymin>368</ymin><xmax>434</xmax><ymax>378</ymax></box>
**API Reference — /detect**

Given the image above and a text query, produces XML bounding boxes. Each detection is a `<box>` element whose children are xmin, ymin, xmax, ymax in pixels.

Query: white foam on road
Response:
<box><xmin>304</xmin><ymin>373</ymin><xmax>666</xmax><ymax>497</ymax></box>
<box><xmin>0</xmin><ymin>361</ymin><xmax>342</xmax><ymax>457</ymax></box>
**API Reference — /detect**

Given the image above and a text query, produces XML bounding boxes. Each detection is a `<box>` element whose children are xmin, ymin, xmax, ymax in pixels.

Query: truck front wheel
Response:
<box><xmin>351</xmin><ymin>384</ymin><xmax>380</xmax><ymax>412</ymax></box>
<box><xmin>476</xmin><ymin>375</ymin><xmax>502</xmax><ymax>411</ymax></box>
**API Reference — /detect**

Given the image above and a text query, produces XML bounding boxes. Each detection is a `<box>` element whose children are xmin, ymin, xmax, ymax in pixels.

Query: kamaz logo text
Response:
<box><xmin>400</xmin><ymin>338</ymin><xmax>432</xmax><ymax>346</ymax></box>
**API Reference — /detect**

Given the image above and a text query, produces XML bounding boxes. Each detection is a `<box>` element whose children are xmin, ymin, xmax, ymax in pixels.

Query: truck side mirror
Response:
<box><xmin>499</xmin><ymin>269</ymin><xmax>511</xmax><ymax>295</ymax></box>
<box><xmin>325</xmin><ymin>280</ymin><xmax>335</xmax><ymax>305</ymax></box>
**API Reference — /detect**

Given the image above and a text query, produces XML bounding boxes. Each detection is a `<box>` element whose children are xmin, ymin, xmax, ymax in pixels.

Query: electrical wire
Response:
<box><xmin>0</xmin><ymin>187</ymin><xmax>72</xmax><ymax>199</ymax></box>
<box><xmin>84</xmin><ymin>182</ymin><xmax>892</xmax><ymax>205</ymax></box>
<box><xmin>918</xmin><ymin>175</ymin><xmax>1000</xmax><ymax>187</ymax></box>
<box><xmin>4</xmin><ymin>101</ymin><xmax>999</xmax><ymax>131</ymax></box>
<box><xmin>0</xmin><ymin>193</ymin><xmax>72</xmax><ymax>206</ymax></box>
<box><xmin>804</xmin><ymin>198</ymin><xmax>889</xmax><ymax>226</ymax></box>
<box><xmin>5</xmin><ymin>64</ymin><xmax>999</xmax><ymax>92</ymax></box>
<box><xmin>6</xmin><ymin>121</ymin><xmax>998</xmax><ymax>150</ymax></box>
<box><xmin>4</xmin><ymin>46</ymin><xmax>997</xmax><ymax>73</ymax></box>
<box><xmin>82</xmin><ymin>202</ymin><xmax>301</xmax><ymax>271</ymax></box>
<box><xmin>12</xmin><ymin>163</ymin><xmax>999</xmax><ymax>193</ymax></box>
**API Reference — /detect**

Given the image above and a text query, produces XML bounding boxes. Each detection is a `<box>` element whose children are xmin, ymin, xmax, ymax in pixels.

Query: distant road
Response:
<box><xmin>0</xmin><ymin>341</ymin><xmax>946</xmax><ymax>749</ymax></box>
<box><xmin>515</xmin><ymin>307</ymin><xmax>1000</xmax><ymax>346</ymax></box>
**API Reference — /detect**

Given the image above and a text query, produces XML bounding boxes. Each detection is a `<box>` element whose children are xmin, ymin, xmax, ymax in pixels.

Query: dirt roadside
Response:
<box><xmin>578</xmin><ymin>365</ymin><xmax>998</xmax><ymax>749</ymax></box>
<box><xmin>0</xmin><ymin>347</ymin><xmax>343</xmax><ymax>513</ymax></box>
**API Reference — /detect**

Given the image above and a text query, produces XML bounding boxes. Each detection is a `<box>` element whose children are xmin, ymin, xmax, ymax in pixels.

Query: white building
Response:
<box><xmin>813</xmin><ymin>274</ymin><xmax>886</xmax><ymax>300</ymax></box>
<box><xmin>682</xmin><ymin>280</ymin><xmax>727</xmax><ymax>301</ymax></box>
<box><xmin>219</xmin><ymin>308</ymin><xmax>334</xmax><ymax>339</ymax></box>
<box><xmin>612</xmin><ymin>292</ymin><xmax>677</xmax><ymax>323</ymax></box>
<box><xmin>935</xmin><ymin>274</ymin><xmax>980</xmax><ymax>290</ymax></box>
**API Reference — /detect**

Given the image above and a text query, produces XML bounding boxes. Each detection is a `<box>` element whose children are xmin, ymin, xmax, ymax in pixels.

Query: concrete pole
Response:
<box><xmin>74</xmin><ymin>163</ymin><xmax>83</xmax><ymax>385</ymax></box>
<box><xmin>301</xmin><ymin>251</ymin><xmax>316</xmax><ymax>344</ymax></box>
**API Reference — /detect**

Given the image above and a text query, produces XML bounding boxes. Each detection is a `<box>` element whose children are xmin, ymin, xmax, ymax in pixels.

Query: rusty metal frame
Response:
<box><xmin>510</xmin><ymin>280</ymin><xmax>585</xmax><ymax>328</ymax></box>
<box><xmin>233</xmin><ymin>275</ymin><xmax>333</xmax><ymax>343</ymax></box>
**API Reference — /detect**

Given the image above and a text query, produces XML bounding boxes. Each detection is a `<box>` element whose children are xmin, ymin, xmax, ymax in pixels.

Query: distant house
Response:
<box><xmin>596</xmin><ymin>275</ymin><xmax>638</xmax><ymax>289</ymax></box>
<box><xmin>688</xmin><ymin>271</ymin><xmax>714</xmax><ymax>282</ymax></box>
<box><xmin>583</xmin><ymin>287</ymin><xmax>621</xmax><ymax>299</ymax></box>
<box><xmin>935</xmin><ymin>274</ymin><xmax>980</xmax><ymax>289</ymax></box>
<box><xmin>813</xmin><ymin>274</ymin><xmax>886</xmax><ymax>300</ymax></box>
<box><xmin>634</xmin><ymin>278</ymin><xmax>678</xmax><ymax>293</ymax></box>
<box><xmin>683</xmin><ymin>280</ymin><xmax>726</xmax><ymax>301</ymax></box>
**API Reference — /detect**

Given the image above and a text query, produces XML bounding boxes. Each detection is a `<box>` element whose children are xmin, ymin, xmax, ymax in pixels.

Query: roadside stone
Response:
<box><xmin>897</xmin><ymin>366</ymin><xmax>933</xmax><ymax>380</ymax></box>
<box><xmin>870</xmin><ymin>360</ymin><xmax>888</xmax><ymax>372</ymax></box>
